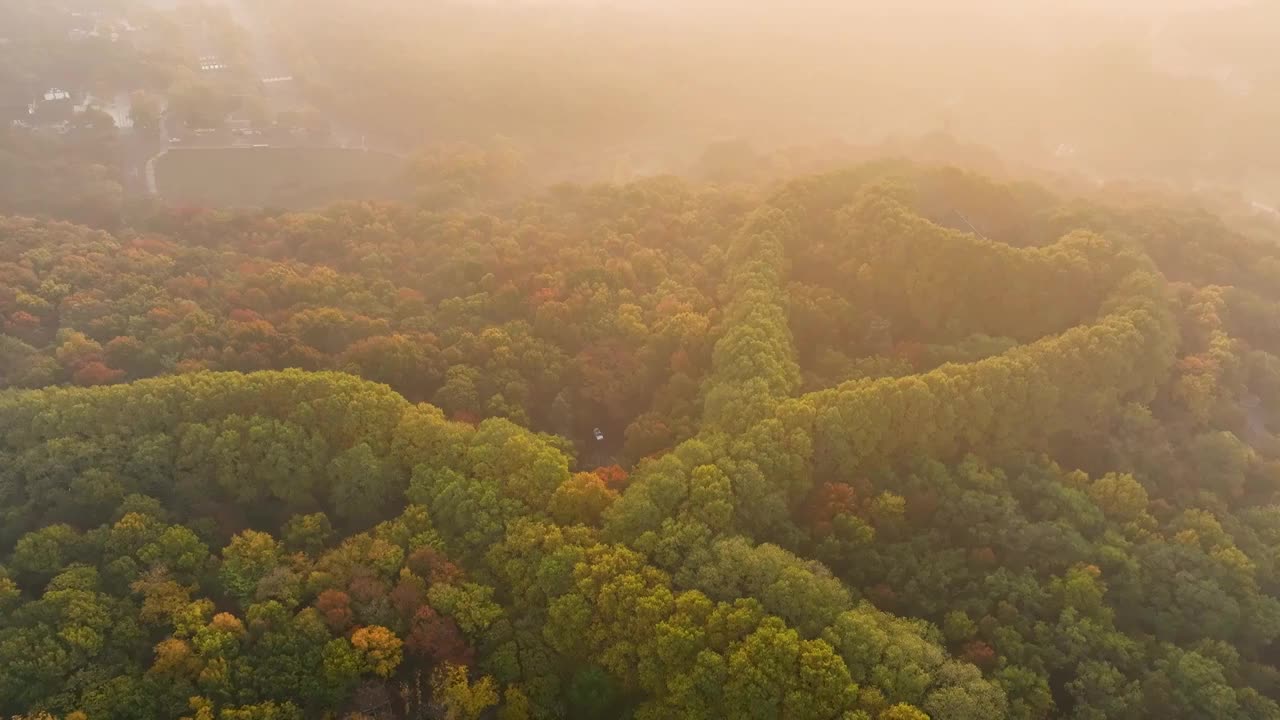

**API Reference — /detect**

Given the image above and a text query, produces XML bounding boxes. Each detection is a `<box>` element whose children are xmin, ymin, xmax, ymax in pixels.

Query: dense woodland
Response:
<box><xmin>5</xmin><ymin>161</ymin><xmax>1280</xmax><ymax>719</ymax></box>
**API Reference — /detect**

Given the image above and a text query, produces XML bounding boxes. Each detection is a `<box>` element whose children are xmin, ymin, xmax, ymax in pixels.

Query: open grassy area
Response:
<box><xmin>155</xmin><ymin>147</ymin><xmax>406</xmax><ymax>209</ymax></box>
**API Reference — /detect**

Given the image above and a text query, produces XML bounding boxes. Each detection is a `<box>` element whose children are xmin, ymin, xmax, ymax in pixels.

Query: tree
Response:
<box><xmin>219</xmin><ymin>531</ymin><xmax>283</xmax><ymax>606</ymax></box>
<box><xmin>283</xmin><ymin>513</ymin><xmax>333</xmax><ymax>554</ymax></box>
<box><xmin>341</xmin><ymin>334</ymin><xmax>443</xmax><ymax>402</ymax></box>
<box><xmin>1088</xmin><ymin>473</ymin><xmax>1151</xmax><ymax>525</ymax></box>
<box><xmin>1143</xmin><ymin>647</ymin><xmax>1242</xmax><ymax>719</ymax></box>
<box><xmin>72</xmin><ymin>360</ymin><xmax>126</xmax><ymax>387</ymax></box>
<box><xmin>351</xmin><ymin>626</ymin><xmax>403</xmax><ymax>678</ymax></box>
<box><xmin>431</xmin><ymin>663</ymin><xmax>499</xmax><ymax>720</ymax></box>
<box><xmin>214</xmin><ymin>701</ymin><xmax>304</xmax><ymax>720</ymax></box>
<box><xmin>406</xmin><ymin>606</ymin><xmax>473</xmax><ymax>667</ymax></box>
<box><xmin>328</xmin><ymin>444</ymin><xmax>395</xmax><ymax>528</ymax></box>
<box><xmin>321</xmin><ymin>638</ymin><xmax>363</xmax><ymax>705</ymax></box>
<box><xmin>879</xmin><ymin>705</ymin><xmax>930</xmax><ymax>720</ymax></box>
<box><xmin>548</xmin><ymin>473</ymin><xmax>619</xmax><ymax>526</ymax></box>
<box><xmin>1066</xmin><ymin>661</ymin><xmax>1141</xmax><ymax>720</ymax></box>
<box><xmin>567</xmin><ymin>665</ymin><xmax>622</xmax><ymax>718</ymax></box>
<box><xmin>10</xmin><ymin>524</ymin><xmax>82</xmax><ymax>585</ymax></box>
<box><xmin>316</xmin><ymin>590</ymin><xmax>354</xmax><ymax>632</ymax></box>
<box><xmin>498</xmin><ymin>686</ymin><xmax>533</xmax><ymax>720</ymax></box>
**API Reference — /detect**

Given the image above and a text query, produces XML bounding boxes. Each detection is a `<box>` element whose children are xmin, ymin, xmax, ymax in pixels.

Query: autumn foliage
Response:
<box><xmin>6</xmin><ymin>165</ymin><xmax>1280</xmax><ymax>719</ymax></box>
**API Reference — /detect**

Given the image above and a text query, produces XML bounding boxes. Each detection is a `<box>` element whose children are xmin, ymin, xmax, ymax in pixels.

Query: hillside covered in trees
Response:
<box><xmin>6</xmin><ymin>163</ymin><xmax>1280</xmax><ymax>719</ymax></box>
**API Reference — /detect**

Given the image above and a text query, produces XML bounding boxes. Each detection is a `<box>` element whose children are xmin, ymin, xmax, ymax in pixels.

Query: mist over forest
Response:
<box><xmin>5</xmin><ymin>2</ymin><xmax>1280</xmax><ymax>720</ymax></box>
<box><xmin>250</xmin><ymin>0</ymin><xmax>1280</xmax><ymax>195</ymax></box>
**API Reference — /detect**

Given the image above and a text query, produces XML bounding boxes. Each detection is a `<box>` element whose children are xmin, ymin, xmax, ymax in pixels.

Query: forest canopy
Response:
<box><xmin>6</xmin><ymin>1</ymin><xmax>1280</xmax><ymax>718</ymax></box>
<box><xmin>6</xmin><ymin>163</ymin><xmax>1280</xmax><ymax>719</ymax></box>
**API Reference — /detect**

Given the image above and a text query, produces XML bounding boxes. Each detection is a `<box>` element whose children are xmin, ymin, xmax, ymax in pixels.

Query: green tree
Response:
<box><xmin>219</xmin><ymin>531</ymin><xmax>283</xmax><ymax>606</ymax></box>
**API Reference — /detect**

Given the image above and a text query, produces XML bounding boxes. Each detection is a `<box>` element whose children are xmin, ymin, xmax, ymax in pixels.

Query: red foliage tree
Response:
<box><xmin>316</xmin><ymin>589</ymin><xmax>354</xmax><ymax>632</ymax></box>
<box><xmin>451</xmin><ymin>410</ymin><xmax>480</xmax><ymax>425</ymax></box>
<box><xmin>406</xmin><ymin>547</ymin><xmax>463</xmax><ymax>587</ymax></box>
<box><xmin>5</xmin><ymin>310</ymin><xmax>41</xmax><ymax>333</ymax></box>
<box><xmin>969</xmin><ymin>547</ymin><xmax>998</xmax><ymax>568</ymax></box>
<box><xmin>804</xmin><ymin>482</ymin><xmax>860</xmax><ymax>536</ymax></box>
<box><xmin>593</xmin><ymin>465</ymin><xmax>630</xmax><ymax>491</ymax></box>
<box><xmin>389</xmin><ymin>575</ymin><xmax>428</xmax><ymax>619</ymax></box>
<box><xmin>962</xmin><ymin>640</ymin><xmax>997</xmax><ymax>670</ymax></box>
<box><xmin>405</xmin><ymin>606</ymin><xmax>474</xmax><ymax>667</ymax></box>
<box><xmin>348</xmin><ymin>573</ymin><xmax>390</xmax><ymax>607</ymax></box>
<box><xmin>868</xmin><ymin>583</ymin><xmax>897</xmax><ymax>609</ymax></box>
<box><xmin>71</xmin><ymin>361</ymin><xmax>125</xmax><ymax>387</ymax></box>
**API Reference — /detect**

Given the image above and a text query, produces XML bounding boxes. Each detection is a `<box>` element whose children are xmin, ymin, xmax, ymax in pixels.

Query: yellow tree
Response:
<box><xmin>431</xmin><ymin>663</ymin><xmax>499</xmax><ymax>720</ymax></box>
<box><xmin>351</xmin><ymin>625</ymin><xmax>403</xmax><ymax>678</ymax></box>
